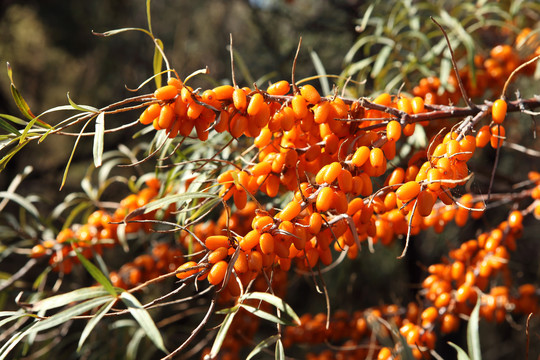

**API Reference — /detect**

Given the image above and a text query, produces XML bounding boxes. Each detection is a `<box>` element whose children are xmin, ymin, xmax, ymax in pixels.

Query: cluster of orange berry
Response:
<box><xmin>30</xmin><ymin>178</ymin><xmax>163</xmax><ymax>274</ymax></box>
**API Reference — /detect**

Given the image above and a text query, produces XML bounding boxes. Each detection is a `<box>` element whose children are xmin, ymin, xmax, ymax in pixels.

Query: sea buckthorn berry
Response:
<box><xmin>232</xmin><ymin>88</ymin><xmax>247</xmax><ymax>111</ymax></box>
<box><xmin>279</xmin><ymin>201</ymin><xmax>302</xmax><ymax>222</ymax></box>
<box><xmin>402</xmin><ymin>123</ymin><xmax>416</xmax><ymax>136</ymax></box>
<box><xmin>267</xmin><ymin>80</ymin><xmax>290</xmax><ymax>96</ymax></box>
<box><xmin>316</xmin><ymin>187</ymin><xmax>334</xmax><ymax>212</ymax></box>
<box><xmin>440</xmin><ymin>313</ymin><xmax>460</xmax><ymax>334</ymax></box>
<box><xmin>167</xmin><ymin>77</ymin><xmax>183</xmax><ymax>89</ymax></box>
<box><xmin>186</xmin><ymin>102</ymin><xmax>204</xmax><ymax>120</ymax></box>
<box><xmin>240</xmin><ymin>229</ymin><xmax>261</xmax><ymax>251</ymax></box>
<box><xmin>316</xmin><ymin>164</ymin><xmax>331</xmax><ymax>184</ymax></box>
<box><xmin>154</xmin><ymin>85</ymin><xmax>178</xmax><ymax>101</ymax></box>
<box><xmin>396</xmin><ymin>181</ymin><xmax>421</xmax><ymax>202</ymax></box>
<box><xmin>490</xmin><ymin>124</ymin><xmax>505</xmax><ymax>148</ymax></box>
<box><xmin>208</xmin><ymin>247</ymin><xmax>229</xmax><ymax>264</ymax></box>
<box><xmin>369</xmin><ymin>148</ymin><xmax>385</xmax><ymax>168</ymax></box>
<box><xmin>313</xmin><ymin>101</ymin><xmax>331</xmax><ymax>124</ymax></box>
<box><xmin>309</xmin><ymin>212</ymin><xmax>323</xmax><ymax>234</ymax></box>
<box><xmin>373</xmin><ymin>93</ymin><xmax>392</xmax><ymax>106</ymax></box>
<box><xmin>31</xmin><ymin>244</ymin><xmax>46</xmax><ymax>258</ymax></box>
<box><xmin>351</xmin><ymin>146</ymin><xmax>370</xmax><ymax>167</ymax></box>
<box><xmin>508</xmin><ymin>210</ymin><xmax>523</xmax><ymax>228</ymax></box>
<box><xmin>208</xmin><ymin>260</ymin><xmax>228</xmax><ymax>286</ymax></box>
<box><xmin>324</xmin><ymin>162</ymin><xmax>343</xmax><ymax>184</ymax></box>
<box><xmin>476</xmin><ymin>125</ymin><xmax>491</xmax><ymax>148</ymax></box>
<box><xmin>247</xmin><ymin>93</ymin><xmax>264</xmax><ymax>116</ymax></box>
<box><xmin>157</xmin><ymin>105</ymin><xmax>175</xmax><ymax>130</ymax></box>
<box><xmin>337</xmin><ymin>168</ymin><xmax>353</xmax><ymax>193</ymax></box>
<box><xmin>230</xmin><ymin>114</ymin><xmax>248</xmax><ymax>138</ymax></box>
<box><xmin>416</xmin><ymin>190</ymin><xmax>435</xmax><ymax>217</ymax></box>
<box><xmin>386</xmin><ymin>120</ymin><xmax>402</xmax><ymax>142</ymax></box>
<box><xmin>421</xmin><ymin>306</ymin><xmax>439</xmax><ymax>326</ymax></box>
<box><xmin>411</xmin><ymin>96</ymin><xmax>425</xmax><ymax>114</ymax></box>
<box><xmin>176</xmin><ymin>261</ymin><xmax>199</xmax><ymax>279</ymax></box>
<box><xmin>205</xmin><ymin>235</ymin><xmax>230</xmax><ymax>250</ymax></box>
<box><xmin>213</xmin><ymin>85</ymin><xmax>235</xmax><ymax>100</ymax></box>
<box><xmin>139</xmin><ymin>103</ymin><xmax>161</xmax><ymax>125</ymax></box>
<box><xmin>259</xmin><ymin>233</ymin><xmax>275</xmax><ymax>255</ymax></box>
<box><xmin>492</xmin><ymin>99</ymin><xmax>507</xmax><ymax>124</ymax></box>
<box><xmin>397</xmin><ymin>97</ymin><xmax>412</xmax><ymax>114</ymax></box>
<box><xmin>300</xmin><ymin>84</ymin><xmax>321</xmax><ymax>104</ymax></box>
<box><xmin>291</xmin><ymin>94</ymin><xmax>308</xmax><ymax>119</ymax></box>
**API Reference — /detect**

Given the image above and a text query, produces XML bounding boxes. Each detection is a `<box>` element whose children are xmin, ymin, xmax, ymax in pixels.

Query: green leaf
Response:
<box><xmin>119</xmin><ymin>292</ymin><xmax>168</xmax><ymax>353</ymax></box>
<box><xmin>66</xmin><ymin>93</ymin><xmax>99</xmax><ymax>113</ymax></box>
<box><xmin>153</xmin><ymin>38</ymin><xmax>164</xmax><ymax>88</ymax></box>
<box><xmin>75</xmin><ymin>250</ymin><xmax>117</xmax><ymax>296</ymax></box>
<box><xmin>0</xmin><ymin>116</ymin><xmax>22</xmax><ymax>136</ymax></box>
<box><xmin>126</xmin><ymin>328</ymin><xmax>146</xmax><ymax>360</ymax></box>
<box><xmin>209</xmin><ymin>311</ymin><xmax>237</xmax><ymax>358</ymax></box>
<box><xmin>125</xmin><ymin>192</ymin><xmax>217</xmax><ymax>221</ymax></box>
<box><xmin>0</xmin><ymin>113</ymin><xmax>28</xmax><ymax>126</ymax></box>
<box><xmin>371</xmin><ymin>45</ymin><xmax>393</xmax><ymax>79</ymax></box>
<box><xmin>93</xmin><ymin>112</ymin><xmax>105</xmax><ymax>168</ymax></box>
<box><xmin>146</xmin><ymin>0</ymin><xmax>154</xmax><ymax>35</ymax></box>
<box><xmin>240</xmin><ymin>292</ymin><xmax>300</xmax><ymax>325</ymax></box>
<box><xmin>77</xmin><ymin>298</ymin><xmax>116</xmax><ymax>351</ymax></box>
<box><xmin>449</xmin><ymin>342</ymin><xmax>472</xmax><ymax>360</ymax></box>
<box><xmin>31</xmin><ymin>287</ymin><xmax>111</xmax><ymax>312</ymax></box>
<box><xmin>467</xmin><ymin>297</ymin><xmax>482</xmax><ymax>360</ymax></box>
<box><xmin>31</xmin><ymin>295</ymin><xmax>113</xmax><ymax>333</ymax></box>
<box><xmin>0</xmin><ymin>191</ymin><xmax>39</xmax><ymax>219</ymax></box>
<box><xmin>60</xmin><ymin>117</ymin><xmax>94</xmax><ymax>190</ymax></box>
<box><xmin>246</xmin><ymin>335</ymin><xmax>280</xmax><ymax>360</ymax></box>
<box><xmin>0</xmin><ymin>139</ymin><xmax>28</xmax><ymax>172</ymax></box>
<box><xmin>275</xmin><ymin>339</ymin><xmax>285</xmax><ymax>360</ymax></box>
<box><xmin>239</xmin><ymin>304</ymin><xmax>294</xmax><ymax>326</ymax></box>
<box><xmin>309</xmin><ymin>50</ymin><xmax>330</xmax><ymax>96</ymax></box>
<box><xmin>10</xmin><ymin>85</ymin><xmax>35</xmax><ymax>121</ymax></box>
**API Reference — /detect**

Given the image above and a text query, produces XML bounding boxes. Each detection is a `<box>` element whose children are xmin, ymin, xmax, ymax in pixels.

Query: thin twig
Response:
<box><xmin>431</xmin><ymin>17</ymin><xmax>474</xmax><ymax>109</ymax></box>
<box><xmin>291</xmin><ymin>37</ymin><xmax>303</xmax><ymax>94</ymax></box>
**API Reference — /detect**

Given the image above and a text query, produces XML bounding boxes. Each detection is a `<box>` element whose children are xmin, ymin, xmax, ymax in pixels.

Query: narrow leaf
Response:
<box><xmin>449</xmin><ymin>342</ymin><xmax>472</xmax><ymax>360</ymax></box>
<box><xmin>66</xmin><ymin>93</ymin><xmax>99</xmax><ymax>113</ymax></box>
<box><xmin>0</xmin><ymin>113</ymin><xmax>27</xmax><ymax>126</ymax></box>
<box><xmin>31</xmin><ymin>296</ymin><xmax>113</xmax><ymax>333</ymax></box>
<box><xmin>209</xmin><ymin>311</ymin><xmax>237</xmax><ymax>358</ymax></box>
<box><xmin>309</xmin><ymin>50</ymin><xmax>330</xmax><ymax>96</ymax></box>
<box><xmin>146</xmin><ymin>0</ymin><xmax>153</xmax><ymax>35</ymax></box>
<box><xmin>467</xmin><ymin>297</ymin><xmax>482</xmax><ymax>360</ymax></box>
<box><xmin>240</xmin><ymin>292</ymin><xmax>300</xmax><ymax>325</ymax></box>
<box><xmin>77</xmin><ymin>299</ymin><xmax>115</xmax><ymax>351</ymax></box>
<box><xmin>31</xmin><ymin>287</ymin><xmax>111</xmax><ymax>312</ymax></box>
<box><xmin>371</xmin><ymin>45</ymin><xmax>393</xmax><ymax>78</ymax></box>
<box><xmin>75</xmin><ymin>250</ymin><xmax>116</xmax><ymax>296</ymax></box>
<box><xmin>246</xmin><ymin>335</ymin><xmax>280</xmax><ymax>360</ymax></box>
<box><xmin>120</xmin><ymin>292</ymin><xmax>168</xmax><ymax>353</ymax></box>
<box><xmin>239</xmin><ymin>304</ymin><xmax>292</xmax><ymax>326</ymax></box>
<box><xmin>275</xmin><ymin>339</ymin><xmax>285</xmax><ymax>360</ymax></box>
<box><xmin>10</xmin><ymin>85</ymin><xmax>35</xmax><ymax>121</ymax></box>
<box><xmin>125</xmin><ymin>192</ymin><xmax>217</xmax><ymax>221</ymax></box>
<box><xmin>153</xmin><ymin>39</ymin><xmax>164</xmax><ymax>88</ymax></box>
<box><xmin>0</xmin><ymin>117</ymin><xmax>21</xmax><ymax>136</ymax></box>
<box><xmin>93</xmin><ymin>112</ymin><xmax>105</xmax><ymax>168</ymax></box>
<box><xmin>92</xmin><ymin>27</ymin><xmax>152</xmax><ymax>38</ymax></box>
<box><xmin>0</xmin><ymin>191</ymin><xmax>39</xmax><ymax>219</ymax></box>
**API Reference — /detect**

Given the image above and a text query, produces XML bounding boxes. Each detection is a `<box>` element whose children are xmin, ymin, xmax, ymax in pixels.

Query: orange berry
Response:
<box><xmin>397</xmin><ymin>97</ymin><xmax>412</xmax><ymax>114</ymax></box>
<box><xmin>316</xmin><ymin>187</ymin><xmax>334</xmax><ymax>212</ymax></box>
<box><xmin>240</xmin><ymin>229</ymin><xmax>261</xmax><ymax>251</ymax></box>
<box><xmin>157</xmin><ymin>105</ymin><xmax>175</xmax><ymax>130</ymax></box>
<box><xmin>309</xmin><ymin>212</ymin><xmax>323</xmax><ymax>234</ymax></box>
<box><xmin>213</xmin><ymin>85</ymin><xmax>235</xmax><ymax>100</ymax></box>
<box><xmin>230</xmin><ymin>114</ymin><xmax>248</xmax><ymax>138</ymax></box>
<box><xmin>300</xmin><ymin>84</ymin><xmax>321</xmax><ymax>104</ymax></box>
<box><xmin>396</xmin><ymin>181</ymin><xmax>421</xmax><ymax>202</ymax></box>
<box><xmin>154</xmin><ymin>85</ymin><xmax>178</xmax><ymax>101</ymax></box>
<box><xmin>351</xmin><ymin>146</ymin><xmax>370</xmax><ymax>167</ymax></box>
<box><xmin>291</xmin><ymin>94</ymin><xmax>308</xmax><ymax>119</ymax></box>
<box><xmin>386</xmin><ymin>120</ymin><xmax>402</xmax><ymax>142</ymax></box>
<box><xmin>337</xmin><ymin>168</ymin><xmax>353</xmax><ymax>193</ymax></box>
<box><xmin>476</xmin><ymin>125</ymin><xmax>491</xmax><ymax>148</ymax></box>
<box><xmin>416</xmin><ymin>190</ymin><xmax>435</xmax><ymax>217</ymax></box>
<box><xmin>324</xmin><ymin>162</ymin><xmax>343</xmax><ymax>184</ymax></box>
<box><xmin>492</xmin><ymin>99</ymin><xmax>507</xmax><ymax>124</ymax></box>
<box><xmin>208</xmin><ymin>247</ymin><xmax>229</xmax><ymax>264</ymax></box>
<box><xmin>247</xmin><ymin>93</ymin><xmax>264</xmax><ymax>116</ymax></box>
<box><xmin>205</xmin><ymin>235</ymin><xmax>230</xmax><ymax>250</ymax></box>
<box><xmin>313</xmin><ymin>101</ymin><xmax>331</xmax><ymax>124</ymax></box>
<box><xmin>369</xmin><ymin>148</ymin><xmax>385</xmax><ymax>168</ymax></box>
<box><xmin>411</xmin><ymin>96</ymin><xmax>425</xmax><ymax>114</ymax></box>
<box><xmin>373</xmin><ymin>93</ymin><xmax>391</xmax><ymax>106</ymax></box>
<box><xmin>232</xmin><ymin>88</ymin><xmax>247</xmax><ymax>111</ymax></box>
<box><xmin>208</xmin><ymin>260</ymin><xmax>228</xmax><ymax>285</ymax></box>
<box><xmin>266</xmin><ymin>80</ymin><xmax>290</xmax><ymax>96</ymax></box>
<box><xmin>176</xmin><ymin>261</ymin><xmax>199</xmax><ymax>279</ymax></box>
<box><xmin>259</xmin><ymin>233</ymin><xmax>275</xmax><ymax>255</ymax></box>
<box><xmin>139</xmin><ymin>103</ymin><xmax>161</xmax><ymax>125</ymax></box>
<box><xmin>278</xmin><ymin>201</ymin><xmax>302</xmax><ymax>222</ymax></box>
<box><xmin>490</xmin><ymin>124</ymin><xmax>505</xmax><ymax>148</ymax></box>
